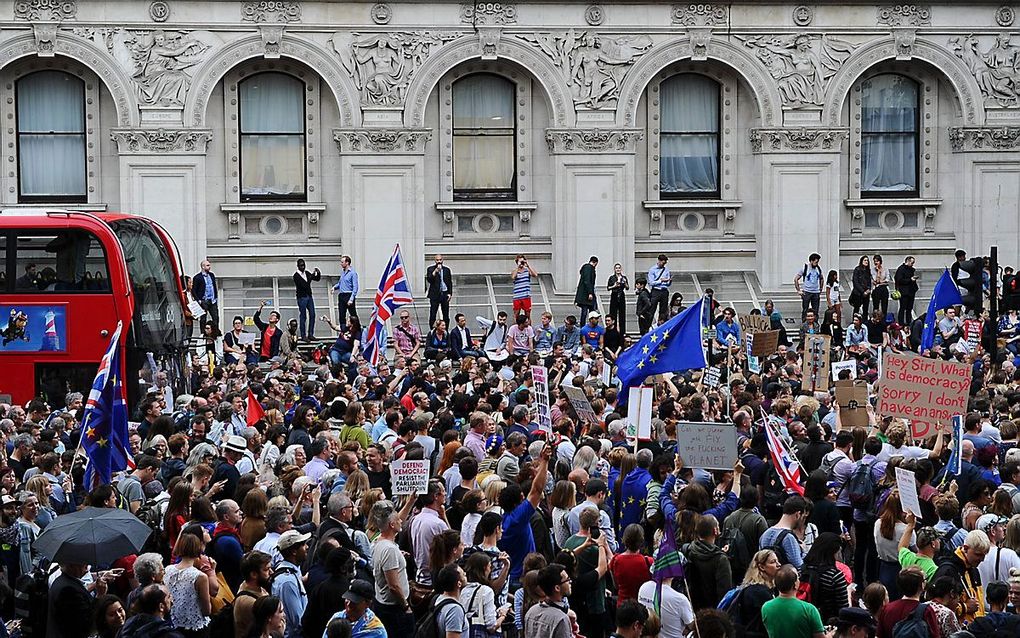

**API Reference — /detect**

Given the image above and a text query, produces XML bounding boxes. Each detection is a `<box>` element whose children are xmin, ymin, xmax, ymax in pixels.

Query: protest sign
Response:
<box><xmin>628</xmin><ymin>386</ymin><xmax>654</xmax><ymax>442</ymax></box>
<box><xmin>531</xmin><ymin>365</ymin><xmax>551</xmax><ymax>431</ymax></box>
<box><xmin>802</xmin><ymin>334</ymin><xmax>831</xmax><ymax>392</ymax></box>
<box><xmin>601</xmin><ymin>362</ymin><xmax>612</xmax><ymax>387</ymax></box>
<box><xmin>834</xmin><ymin>380</ymin><xmax>869</xmax><ymax>428</ymax></box>
<box><xmin>747</xmin><ymin>335</ymin><xmax>760</xmax><ymax>374</ymax></box>
<box><xmin>964</xmin><ymin>319</ymin><xmax>982</xmax><ymax>352</ymax></box>
<box><xmin>703</xmin><ymin>366</ymin><xmax>722</xmax><ymax>388</ymax></box>
<box><xmin>739</xmin><ymin>314</ymin><xmax>771</xmax><ymax>335</ymax></box>
<box><xmin>238</xmin><ymin>332</ymin><xmax>256</xmax><ymax>346</ymax></box>
<box><xmin>390</xmin><ymin>460</ymin><xmax>429</xmax><ymax>495</ymax></box>
<box><xmin>831</xmin><ymin>360</ymin><xmax>857</xmax><ymax>381</ymax></box>
<box><xmin>750</xmin><ymin>330</ymin><xmax>780</xmax><ymax>357</ymax></box>
<box><xmin>877</xmin><ymin>352</ymin><xmax>969</xmax><ymax>437</ymax></box>
<box><xmin>675</xmin><ymin>422</ymin><xmax>739</xmax><ymax>471</ymax></box>
<box><xmin>563</xmin><ymin>386</ymin><xmax>599</xmax><ymax>427</ymax></box>
<box><xmin>187</xmin><ymin>300</ymin><xmax>205</xmax><ymax>318</ymax></box>
<box><xmin>895</xmin><ymin>467</ymin><xmax>923</xmax><ymax>518</ymax></box>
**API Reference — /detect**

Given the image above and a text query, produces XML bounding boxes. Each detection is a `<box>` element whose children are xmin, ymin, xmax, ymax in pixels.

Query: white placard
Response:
<box><xmin>895</xmin><ymin>467</ymin><xmax>923</xmax><ymax>519</ymax></box>
<box><xmin>531</xmin><ymin>365</ymin><xmax>552</xmax><ymax>432</ymax></box>
<box><xmin>390</xmin><ymin>460</ymin><xmax>429</xmax><ymax>495</ymax></box>
<box><xmin>628</xmin><ymin>386</ymin><xmax>654</xmax><ymax>441</ymax></box>
<box><xmin>675</xmin><ymin>422</ymin><xmax>739</xmax><ymax>471</ymax></box>
<box><xmin>601</xmin><ymin>362</ymin><xmax>612</xmax><ymax>387</ymax></box>
<box><xmin>238</xmin><ymin>332</ymin><xmax>256</xmax><ymax>346</ymax></box>
<box><xmin>187</xmin><ymin>300</ymin><xmax>205</xmax><ymax>317</ymax></box>
<box><xmin>831</xmin><ymin>360</ymin><xmax>857</xmax><ymax>381</ymax></box>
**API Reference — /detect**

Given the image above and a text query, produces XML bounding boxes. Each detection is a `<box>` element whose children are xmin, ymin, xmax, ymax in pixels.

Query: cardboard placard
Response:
<box><xmin>834</xmin><ymin>379</ymin><xmax>869</xmax><ymax>428</ymax></box>
<box><xmin>563</xmin><ymin>386</ymin><xmax>599</xmax><ymax>427</ymax></box>
<box><xmin>739</xmin><ymin>314</ymin><xmax>771</xmax><ymax>335</ymax></box>
<box><xmin>675</xmin><ymin>422</ymin><xmax>739</xmax><ymax>471</ymax></box>
<box><xmin>802</xmin><ymin>334</ymin><xmax>831</xmax><ymax>392</ymax></box>
<box><xmin>895</xmin><ymin>467</ymin><xmax>923</xmax><ymax>518</ymax></box>
<box><xmin>390</xmin><ymin>460</ymin><xmax>429</xmax><ymax>495</ymax></box>
<box><xmin>877</xmin><ymin>352</ymin><xmax>970</xmax><ymax>436</ymax></box>
<box><xmin>750</xmin><ymin>330</ymin><xmax>780</xmax><ymax>357</ymax></box>
<box><xmin>531</xmin><ymin>366</ymin><xmax>552</xmax><ymax>432</ymax></box>
<box><xmin>831</xmin><ymin>360</ymin><xmax>857</xmax><ymax>381</ymax></box>
<box><xmin>628</xmin><ymin>386</ymin><xmax>654</xmax><ymax>441</ymax></box>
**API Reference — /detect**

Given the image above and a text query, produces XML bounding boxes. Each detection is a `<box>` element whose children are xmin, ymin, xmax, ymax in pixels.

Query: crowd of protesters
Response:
<box><xmin>4</xmin><ymin>249</ymin><xmax>1020</xmax><ymax>638</ymax></box>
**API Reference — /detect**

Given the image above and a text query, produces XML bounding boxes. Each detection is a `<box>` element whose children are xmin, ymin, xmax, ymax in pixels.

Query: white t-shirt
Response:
<box><xmin>638</xmin><ymin>581</ymin><xmax>694</xmax><ymax>638</ymax></box>
<box><xmin>876</xmin><ymin>443</ymin><xmax>930</xmax><ymax>463</ymax></box>
<box><xmin>979</xmin><ymin>545</ymin><xmax>1020</xmax><ymax>587</ymax></box>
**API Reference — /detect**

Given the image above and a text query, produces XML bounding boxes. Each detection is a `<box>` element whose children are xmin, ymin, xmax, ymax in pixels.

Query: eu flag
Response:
<box><xmin>920</xmin><ymin>268</ymin><xmax>964</xmax><ymax>352</ymax></box>
<box><xmin>617</xmin><ymin>296</ymin><xmax>708</xmax><ymax>390</ymax></box>
<box><xmin>617</xmin><ymin>467</ymin><xmax>652</xmax><ymax>534</ymax></box>
<box><xmin>82</xmin><ymin>322</ymin><xmax>132</xmax><ymax>489</ymax></box>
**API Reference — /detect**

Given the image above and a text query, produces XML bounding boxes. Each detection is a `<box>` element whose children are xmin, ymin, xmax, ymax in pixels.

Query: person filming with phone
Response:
<box><xmin>562</xmin><ymin>507</ymin><xmax>612</xmax><ymax>638</ymax></box>
<box><xmin>253</xmin><ymin>300</ymin><xmax>284</xmax><ymax>361</ymax></box>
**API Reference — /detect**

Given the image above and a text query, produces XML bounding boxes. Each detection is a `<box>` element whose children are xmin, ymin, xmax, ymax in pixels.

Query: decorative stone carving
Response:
<box><xmin>241</xmin><ymin>1</ymin><xmax>301</xmax><ymax>23</ymax></box>
<box><xmin>792</xmin><ymin>5</ymin><xmax>812</xmax><ymax>26</ymax></box>
<box><xmin>460</xmin><ymin>2</ymin><xmax>517</xmax><ymax>25</ymax></box>
<box><xmin>478</xmin><ymin>27</ymin><xmax>501</xmax><ymax>60</ymax></box>
<box><xmin>688</xmin><ymin>27</ymin><xmax>712</xmax><ymax>61</ymax></box>
<box><xmin>748</xmin><ymin>127</ymin><xmax>849</xmax><ymax>153</ymax></box>
<box><xmin>997</xmin><ymin>6</ymin><xmax>1016</xmax><ymax>27</ymax></box>
<box><xmin>370</xmin><ymin>3</ymin><xmax>391</xmax><ymax>24</ymax></box>
<box><xmin>545</xmin><ymin>128</ymin><xmax>643</xmax><ymax>153</ymax></box>
<box><xmin>950</xmin><ymin>35</ymin><xmax>1020</xmax><ymax>108</ymax></box>
<box><xmin>671</xmin><ymin>3</ymin><xmax>728</xmax><ymax>26</ymax></box>
<box><xmin>100</xmin><ymin>29</ymin><xmax>218</xmax><ymax>107</ymax></box>
<box><xmin>332</xmin><ymin>31</ymin><xmax>458</xmax><ymax>106</ymax></box>
<box><xmin>585</xmin><ymin>5</ymin><xmax>605</xmax><ymax>26</ymax></box>
<box><xmin>876</xmin><ymin>5</ymin><xmax>931</xmax><ymax>26</ymax></box>
<box><xmin>738</xmin><ymin>34</ymin><xmax>857</xmax><ymax>108</ymax></box>
<box><xmin>333</xmin><ymin>129</ymin><xmax>432</xmax><ymax>154</ymax></box>
<box><xmin>948</xmin><ymin>125</ymin><xmax>1020</xmax><ymax>151</ymax></box>
<box><xmin>110</xmin><ymin>128</ymin><xmax>213</xmax><ymax>154</ymax></box>
<box><xmin>893</xmin><ymin>29</ymin><xmax>916</xmax><ymax>60</ymax></box>
<box><xmin>518</xmin><ymin>31</ymin><xmax>652</xmax><ymax>109</ymax></box>
<box><xmin>149</xmin><ymin>1</ymin><xmax>170</xmax><ymax>22</ymax></box>
<box><xmin>259</xmin><ymin>25</ymin><xmax>285</xmax><ymax>58</ymax></box>
<box><xmin>33</xmin><ymin>23</ymin><xmax>58</xmax><ymax>57</ymax></box>
<box><xmin>14</xmin><ymin>0</ymin><xmax>76</xmax><ymax>21</ymax></box>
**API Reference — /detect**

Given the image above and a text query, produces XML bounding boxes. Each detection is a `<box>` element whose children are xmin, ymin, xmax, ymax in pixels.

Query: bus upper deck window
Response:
<box><xmin>14</xmin><ymin>230</ymin><xmax>110</xmax><ymax>293</ymax></box>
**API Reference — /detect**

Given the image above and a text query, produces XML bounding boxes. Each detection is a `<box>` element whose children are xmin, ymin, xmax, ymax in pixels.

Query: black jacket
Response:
<box><xmin>294</xmin><ymin>269</ymin><xmax>321</xmax><ymax>299</ymax></box>
<box><xmin>426</xmin><ymin>264</ymin><xmax>453</xmax><ymax>300</ymax></box>
<box><xmin>192</xmin><ymin>271</ymin><xmax>217</xmax><ymax>302</ymax></box>
<box><xmin>117</xmin><ymin>613</ymin><xmax>185</xmax><ymax>638</ymax></box>
<box><xmin>47</xmin><ymin>573</ymin><xmax>94</xmax><ymax>638</ymax></box>
<box><xmin>851</xmin><ymin>266</ymin><xmax>872</xmax><ymax>296</ymax></box>
<box><xmin>894</xmin><ymin>263</ymin><xmax>918</xmax><ymax>296</ymax></box>
<box><xmin>449</xmin><ymin>324</ymin><xmax>475</xmax><ymax>359</ymax></box>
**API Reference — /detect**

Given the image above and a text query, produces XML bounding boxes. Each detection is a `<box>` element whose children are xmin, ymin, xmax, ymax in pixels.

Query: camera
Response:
<box><xmin>590</xmin><ymin>527</ymin><xmax>601</xmax><ymax>540</ymax></box>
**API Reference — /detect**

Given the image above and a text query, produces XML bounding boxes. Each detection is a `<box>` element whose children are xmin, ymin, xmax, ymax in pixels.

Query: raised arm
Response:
<box><xmin>527</xmin><ymin>444</ymin><xmax>553</xmax><ymax>508</ymax></box>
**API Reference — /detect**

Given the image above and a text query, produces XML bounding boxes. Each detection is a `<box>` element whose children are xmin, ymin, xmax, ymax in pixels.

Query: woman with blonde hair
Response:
<box><xmin>875</xmin><ymin>490</ymin><xmax>913</xmax><ymax>599</ymax></box>
<box><xmin>343</xmin><ymin>469</ymin><xmax>370</xmax><ymax>504</ymax></box>
<box><xmin>721</xmin><ymin>549</ymin><xmax>780</xmax><ymax>638</ymax></box>
<box><xmin>23</xmin><ymin>476</ymin><xmax>57</xmax><ymax>529</ymax></box>
<box><xmin>483</xmin><ymin>479</ymin><xmax>506</xmax><ymax>516</ymax></box>
<box><xmin>1003</xmin><ymin>515</ymin><xmax>1020</xmax><ymax>552</ymax></box>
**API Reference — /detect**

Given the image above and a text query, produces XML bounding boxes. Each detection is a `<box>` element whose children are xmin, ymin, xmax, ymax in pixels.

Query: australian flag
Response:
<box><xmin>82</xmin><ymin>322</ymin><xmax>132</xmax><ymax>489</ymax></box>
<box><xmin>362</xmin><ymin>245</ymin><xmax>414</xmax><ymax>367</ymax></box>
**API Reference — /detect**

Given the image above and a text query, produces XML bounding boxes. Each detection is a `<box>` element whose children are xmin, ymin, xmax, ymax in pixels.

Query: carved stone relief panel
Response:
<box><xmin>332</xmin><ymin>31</ymin><xmax>459</xmax><ymax>106</ymax></box>
<box><xmin>949</xmin><ymin>126</ymin><xmax>1020</xmax><ymax>151</ymax></box>
<box><xmin>110</xmin><ymin>129</ymin><xmax>213</xmax><ymax>154</ymax></box>
<box><xmin>737</xmin><ymin>34</ymin><xmax>857</xmax><ymax>108</ymax></box>
<box><xmin>14</xmin><ymin>0</ymin><xmax>77</xmax><ymax>21</ymax></box>
<box><xmin>670</xmin><ymin>4</ymin><xmax>728</xmax><ymax>26</ymax></box>
<box><xmin>876</xmin><ymin>5</ymin><xmax>932</xmax><ymax>26</ymax></box>
<box><xmin>949</xmin><ymin>34</ymin><xmax>1020</xmax><ymax>108</ymax></box>
<box><xmin>241</xmin><ymin>1</ymin><xmax>301</xmax><ymax>23</ymax></box>
<box><xmin>460</xmin><ymin>2</ymin><xmax>517</xmax><ymax>25</ymax></box>
<box><xmin>545</xmin><ymin>128</ymin><xmax>643</xmax><ymax>153</ymax></box>
<box><xmin>333</xmin><ymin>129</ymin><xmax>432</xmax><ymax>154</ymax></box>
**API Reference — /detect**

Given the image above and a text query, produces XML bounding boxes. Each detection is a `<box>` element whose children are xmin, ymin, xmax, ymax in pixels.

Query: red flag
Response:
<box><xmin>246</xmin><ymin>388</ymin><xmax>265</xmax><ymax>426</ymax></box>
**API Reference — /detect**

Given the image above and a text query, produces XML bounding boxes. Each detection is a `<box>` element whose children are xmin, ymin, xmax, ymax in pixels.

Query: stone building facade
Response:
<box><xmin>1</xmin><ymin>0</ymin><xmax>1019</xmax><ymax>311</ymax></box>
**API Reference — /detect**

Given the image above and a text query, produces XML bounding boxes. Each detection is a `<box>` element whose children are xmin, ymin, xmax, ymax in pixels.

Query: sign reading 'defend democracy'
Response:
<box><xmin>675</xmin><ymin>422</ymin><xmax>738</xmax><ymax>471</ymax></box>
<box><xmin>390</xmin><ymin>460</ymin><xmax>429</xmax><ymax>495</ymax></box>
<box><xmin>877</xmin><ymin>352</ymin><xmax>970</xmax><ymax>435</ymax></box>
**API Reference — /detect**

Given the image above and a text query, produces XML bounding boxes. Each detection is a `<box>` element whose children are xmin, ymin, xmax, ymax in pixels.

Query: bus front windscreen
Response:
<box><xmin>109</xmin><ymin>218</ymin><xmax>185</xmax><ymax>352</ymax></box>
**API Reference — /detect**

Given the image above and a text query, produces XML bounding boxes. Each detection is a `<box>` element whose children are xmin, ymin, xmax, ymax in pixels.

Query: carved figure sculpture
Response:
<box><xmin>740</xmin><ymin>34</ymin><xmax>856</xmax><ymax>107</ymax></box>
<box><xmin>950</xmin><ymin>34</ymin><xmax>1020</xmax><ymax>107</ymax></box>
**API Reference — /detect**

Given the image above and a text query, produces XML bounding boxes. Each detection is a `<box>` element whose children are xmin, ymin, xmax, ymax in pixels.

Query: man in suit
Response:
<box><xmin>426</xmin><ymin>253</ymin><xmax>453</xmax><ymax>328</ymax></box>
<box><xmin>574</xmin><ymin>255</ymin><xmax>598</xmax><ymax>320</ymax></box>
<box><xmin>192</xmin><ymin>259</ymin><xmax>219</xmax><ymax>327</ymax></box>
<box><xmin>449</xmin><ymin>312</ymin><xmax>483</xmax><ymax>360</ymax></box>
<box><xmin>47</xmin><ymin>562</ymin><xmax>108</xmax><ymax>638</ymax></box>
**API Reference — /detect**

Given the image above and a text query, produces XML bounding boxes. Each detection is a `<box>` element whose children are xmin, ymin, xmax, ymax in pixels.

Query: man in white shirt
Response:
<box><xmin>638</xmin><ymin>577</ymin><xmax>693</xmax><ymax>638</ymax></box>
<box><xmin>977</xmin><ymin>514</ymin><xmax>1020</xmax><ymax>586</ymax></box>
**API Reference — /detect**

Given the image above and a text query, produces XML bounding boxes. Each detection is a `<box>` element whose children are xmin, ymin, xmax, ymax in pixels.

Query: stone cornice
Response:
<box><xmin>332</xmin><ymin>128</ymin><xmax>432</xmax><ymax>154</ymax></box>
<box><xmin>948</xmin><ymin>126</ymin><xmax>1020</xmax><ymax>151</ymax></box>
<box><xmin>749</xmin><ymin>127</ymin><xmax>848</xmax><ymax>153</ymax></box>
<box><xmin>545</xmin><ymin>128</ymin><xmax>643</xmax><ymax>154</ymax></box>
<box><xmin>109</xmin><ymin>129</ymin><xmax>212</xmax><ymax>154</ymax></box>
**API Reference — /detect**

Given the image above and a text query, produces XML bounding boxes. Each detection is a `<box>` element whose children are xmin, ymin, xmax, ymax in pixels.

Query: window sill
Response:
<box><xmin>220</xmin><ymin>202</ymin><xmax>326</xmax><ymax>241</ymax></box>
<box><xmin>435</xmin><ymin>201</ymin><xmax>538</xmax><ymax>239</ymax></box>
<box><xmin>844</xmin><ymin>198</ymin><xmax>941</xmax><ymax>236</ymax></box>
<box><xmin>642</xmin><ymin>200</ymin><xmax>742</xmax><ymax>237</ymax></box>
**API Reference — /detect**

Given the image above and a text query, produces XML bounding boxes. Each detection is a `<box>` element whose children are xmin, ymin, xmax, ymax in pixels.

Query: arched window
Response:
<box><xmin>16</xmin><ymin>71</ymin><xmax>86</xmax><ymax>202</ymax></box>
<box><xmin>659</xmin><ymin>73</ymin><xmax>720</xmax><ymax>198</ymax></box>
<box><xmin>239</xmin><ymin>72</ymin><xmax>306</xmax><ymax>201</ymax></box>
<box><xmin>860</xmin><ymin>73</ymin><xmax>918</xmax><ymax>197</ymax></box>
<box><xmin>452</xmin><ymin>74</ymin><xmax>515</xmax><ymax>200</ymax></box>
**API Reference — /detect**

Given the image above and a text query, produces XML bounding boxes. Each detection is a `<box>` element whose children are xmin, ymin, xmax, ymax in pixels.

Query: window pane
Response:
<box><xmin>241</xmin><ymin>134</ymin><xmax>305</xmax><ymax>196</ymax></box>
<box><xmin>660</xmin><ymin>133</ymin><xmax>718</xmax><ymax>194</ymax></box>
<box><xmin>453</xmin><ymin>75</ymin><xmax>514</xmax><ymax>130</ymax></box>
<box><xmin>17</xmin><ymin>71</ymin><xmax>84</xmax><ymax>133</ymax></box>
<box><xmin>240</xmin><ymin>73</ymin><xmax>304</xmax><ymax>133</ymax></box>
<box><xmin>861</xmin><ymin>133</ymin><xmax>917</xmax><ymax>192</ymax></box>
<box><xmin>661</xmin><ymin>74</ymin><xmax>719</xmax><ymax>133</ymax></box>
<box><xmin>862</xmin><ymin>74</ymin><xmax>917</xmax><ymax>133</ymax></box>
<box><xmin>453</xmin><ymin>135</ymin><xmax>514</xmax><ymax>190</ymax></box>
<box><xmin>14</xmin><ymin>230</ymin><xmax>109</xmax><ymax>293</ymax></box>
<box><xmin>19</xmin><ymin>135</ymin><xmax>86</xmax><ymax>197</ymax></box>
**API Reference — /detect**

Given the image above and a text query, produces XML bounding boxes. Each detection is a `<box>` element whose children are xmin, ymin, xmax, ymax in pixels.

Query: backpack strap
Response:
<box><xmin>432</xmin><ymin>597</ymin><xmax>462</xmax><ymax>636</ymax></box>
<box><xmin>995</xmin><ymin>546</ymin><xmax>1003</xmax><ymax>581</ymax></box>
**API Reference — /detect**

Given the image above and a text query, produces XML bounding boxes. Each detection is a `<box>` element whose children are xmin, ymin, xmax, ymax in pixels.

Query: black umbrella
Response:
<box><xmin>34</xmin><ymin>507</ymin><xmax>152</xmax><ymax>565</ymax></box>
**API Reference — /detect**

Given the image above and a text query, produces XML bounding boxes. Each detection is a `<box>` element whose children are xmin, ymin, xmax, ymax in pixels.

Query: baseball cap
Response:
<box><xmin>976</xmin><ymin>513</ymin><xmax>1009</xmax><ymax>533</ymax></box>
<box><xmin>1</xmin><ymin>495</ymin><xmax>16</xmax><ymax>506</ymax></box>
<box><xmin>277</xmin><ymin>530</ymin><xmax>312</xmax><ymax>551</ymax></box>
<box><xmin>588</xmin><ymin>311</ymin><xmax>601</xmax><ymax>319</ymax></box>
<box><xmin>343</xmin><ymin>579</ymin><xmax>376</xmax><ymax>604</ymax></box>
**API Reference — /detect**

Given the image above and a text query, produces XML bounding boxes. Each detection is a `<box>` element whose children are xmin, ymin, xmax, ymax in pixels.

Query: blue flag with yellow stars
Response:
<box><xmin>618</xmin><ymin>467</ymin><xmax>652</xmax><ymax>534</ymax></box>
<box><xmin>82</xmin><ymin>322</ymin><xmax>132</xmax><ymax>489</ymax></box>
<box><xmin>920</xmin><ymin>268</ymin><xmax>963</xmax><ymax>352</ymax></box>
<box><xmin>617</xmin><ymin>296</ymin><xmax>708</xmax><ymax>391</ymax></box>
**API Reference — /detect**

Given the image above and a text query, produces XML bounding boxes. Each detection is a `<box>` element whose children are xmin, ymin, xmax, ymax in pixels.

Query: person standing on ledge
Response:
<box><xmin>575</xmin><ymin>255</ymin><xmax>598</xmax><ymax>320</ymax></box>
<box><xmin>332</xmin><ymin>255</ymin><xmax>359</xmax><ymax>325</ymax></box>
<box><xmin>427</xmin><ymin>254</ymin><xmax>453</xmax><ymax>328</ymax></box>
<box><xmin>293</xmin><ymin>259</ymin><xmax>321</xmax><ymax>341</ymax></box>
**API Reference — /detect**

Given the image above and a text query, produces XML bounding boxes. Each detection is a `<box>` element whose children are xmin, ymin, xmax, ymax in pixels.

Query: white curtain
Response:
<box><xmin>240</xmin><ymin>73</ymin><xmax>305</xmax><ymax>197</ymax></box>
<box><xmin>17</xmin><ymin>71</ymin><xmax>86</xmax><ymax>197</ymax></box>
<box><xmin>453</xmin><ymin>75</ymin><xmax>514</xmax><ymax>191</ymax></box>
<box><xmin>660</xmin><ymin>74</ymin><xmax>719</xmax><ymax>194</ymax></box>
<box><xmin>861</xmin><ymin>74</ymin><xmax>917</xmax><ymax>193</ymax></box>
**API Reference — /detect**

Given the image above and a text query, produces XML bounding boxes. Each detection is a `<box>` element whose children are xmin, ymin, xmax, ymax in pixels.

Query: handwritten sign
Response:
<box><xmin>877</xmin><ymin>352</ymin><xmax>970</xmax><ymax>437</ymax></box>
<box><xmin>895</xmin><ymin>467</ymin><xmax>923</xmax><ymax>518</ymax></box>
<box><xmin>187</xmin><ymin>300</ymin><xmax>205</xmax><ymax>318</ymax></box>
<box><xmin>802</xmin><ymin>334</ymin><xmax>831</xmax><ymax>392</ymax></box>
<box><xmin>747</xmin><ymin>335</ymin><xmax>760</xmax><ymax>374</ymax></box>
<box><xmin>964</xmin><ymin>319</ymin><xmax>982</xmax><ymax>352</ymax></box>
<box><xmin>739</xmin><ymin>314</ymin><xmax>771</xmax><ymax>335</ymax></box>
<box><xmin>238</xmin><ymin>332</ymin><xmax>256</xmax><ymax>346</ymax></box>
<box><xmin>703</xmin><ymin>366</ymin><xmax>722</xmax><ymax>388</ymax></box>
<box><xmin>835</xmin><ymin>380</ymin><xmax>869</xmax><ymax>428</ymax></box>
<box><xmin>675</xmin><ymin>422</ymin><xmax>738</xmax><ymax>471</ymax></box>
<box><xmin>750</xmin><ymin>330</ymin><xmax>780</xmax><ymax>357</ymax></box>
<box><xmin>563</xmin><ymin>386</ymin><xmax>599</xmax><ymax>427</ymax></box>
<box><xmin>390</xmin><ymin>460</ymin><xmax>429</xmax><ymax>495</ymax></box>
<box><xmin>531</xmin><ymin>366</ymin><xmax>552</xmax><ymax>432</ymax></box>
<box><xmin>831</xmin><ymin>360</ymin><xmax>857</xmax><ymax>381</ymax></box>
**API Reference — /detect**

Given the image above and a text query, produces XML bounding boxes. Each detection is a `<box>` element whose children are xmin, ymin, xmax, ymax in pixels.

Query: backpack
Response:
<box><xmin>206</xmin><ymin>589</ymin><xmax>259</xmax><ymax>636</ymax></box>
<box><xmin>795</xmin><ymin>565</ymin><xmax>819</xmax><ymax>604</ymax></box>
<box><xmin>717</xmin><ymin>526</ymin><xmax>753</xmax><ymax>580</ymax></box>
<box><xmin>935</xmin><ymin>526</ymin><xmax>959</xmax><ymax>563</ymax></box>
<box><xmin>13</xmin><ymin>565</ymin><xmax>50</xmax><ymax>638</ymax></box>
<box><xmin>761</xmin><ymin>466</ymin><xmax>787</xmax><ymax>521</ymax></box>
<box><xmin>766</xmin><ymin>529</ymin><xmax>794</xmax><ymax>567</ymax></box>
<box><xmin>847</xmin><ymin>460</ymin><xmax>880</xmax><ymax>517</ymax></box>
<box><xmin>414</xmin><ymin>596</ymin><xmax>462</xmax><ymax>638</ymax></box>
<box><xmin>891</xmin><ymin>602</ymin><xmax>931</xmax><ymax>638</ymax></box>
<box><xmin>819</xmin><ymin>452</ymin><xmax>841</xmax><ymax>480</ymax></box>
<box><xmin>136</xmin><ymin>497</ymin><xmax>168</xmax><ymax>561</ymax></box>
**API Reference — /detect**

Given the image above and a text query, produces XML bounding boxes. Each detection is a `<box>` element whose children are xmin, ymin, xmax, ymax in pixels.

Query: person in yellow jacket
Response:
<box><xmin>931</xmin><ymin>528</ymin><xmax>989</xmax><ymax>624</ymax></box>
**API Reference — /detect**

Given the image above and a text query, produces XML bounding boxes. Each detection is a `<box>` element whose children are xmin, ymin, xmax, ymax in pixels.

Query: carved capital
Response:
<box><xmin>14</xmin><ymin>0</ymin><xmax>76</xmax><ymax>21</ymax></box>
<box><xmin>545</xmin><ymin>128</ymin><xmax>644</xmax><ymax>153</ymax></box>
<box><xmin>671</xmin><ymin>3</ymin><xmax>727</xmax><ymax>26</ymax></box>
<box><xmin>259</xmin><ymin>25</ymin><xmax>286</xmax><ymax>58</ymax></box>
<box><xmin>876</xmin><ymin>4</ymin><xmax>931</xmax><ymax>26</ymax></box>
<box><xmin>948</xmin><ymin>126</ymin><xmax>1020</xmax><ymax>151</ymax></box>
<box><xmin>110</xmin><ymin>129</ymin><xmax>213</xmax><ymax>154</ymax></box>
<box><xmin>748</xmin><ymin>127</ymin><xmax>848</xmax><ymax>153</ymax></box>
<box><xmin>33</xmin><ymin>23</ymin><xmax>58</xmax><ymax>57</ymax></box>
<box><xmin>460</xmin><ymin>2</ymin><xmax>517</xmax><ymax>25</ymax></box>
<box><xmin>241</xmin><ymin>1</ymin><xmax>301</xmax><ymax>23</ymax></box>
<box><xmin>333</xmin><ymin>128</ymin><xmax>433</xmax><ymax>154</ymax></box>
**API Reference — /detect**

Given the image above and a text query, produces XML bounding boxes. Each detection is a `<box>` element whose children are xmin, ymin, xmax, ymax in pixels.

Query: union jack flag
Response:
<box><xmin>362</xmin><ymin>245</ymin><xmax>414</xmax><ymax>367</ymax></box>
<box><xmin>82</xmin><ymin>321</ymin><xmax>133</xmax><ymax>489</ymax></box>
<box><xmin>764</xmin><ymin>419</ymin><xmax>804</xmax><ymax>496</ymax></box>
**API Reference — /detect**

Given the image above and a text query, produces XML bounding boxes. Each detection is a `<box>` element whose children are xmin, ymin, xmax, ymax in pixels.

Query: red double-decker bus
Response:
<box><xmin>0</xmin><ymin>210</ymin><xmax>189</xmax><ymax>409</ymax></box>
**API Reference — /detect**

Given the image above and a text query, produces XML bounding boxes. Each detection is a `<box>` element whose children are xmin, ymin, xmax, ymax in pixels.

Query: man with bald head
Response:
<box><xmin>935</xmin><ymin>438</ymin><xmax>984</xmax><ymax>501</ymax></box>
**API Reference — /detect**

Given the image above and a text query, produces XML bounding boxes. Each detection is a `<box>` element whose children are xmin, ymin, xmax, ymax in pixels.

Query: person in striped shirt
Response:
<box><xmin>511</xmin><ymin>254</ymin><xmax>538</xmax><ymax>321</ymax></box>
